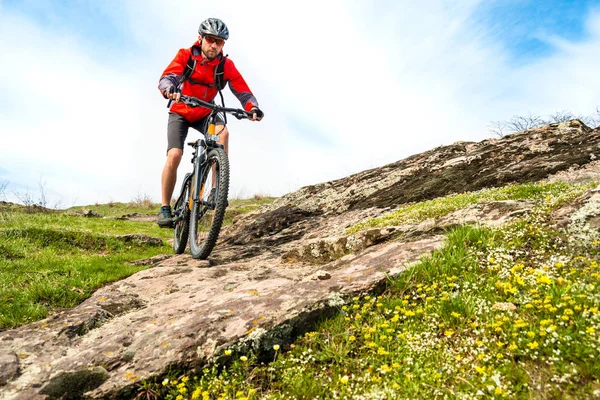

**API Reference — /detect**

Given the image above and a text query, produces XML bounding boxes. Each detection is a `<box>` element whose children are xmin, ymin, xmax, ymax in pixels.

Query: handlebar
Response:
<box><xmin>178</xmin><ymin>95</ymin><xmax>252</xmax><ymax>120</ymax></box>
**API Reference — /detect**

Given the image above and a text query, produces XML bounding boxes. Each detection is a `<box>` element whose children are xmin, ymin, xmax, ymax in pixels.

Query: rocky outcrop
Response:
<box><xmin>1</xmin><ymin>120</ymin><xmax>599</xmax><ymax>399</ymax></box>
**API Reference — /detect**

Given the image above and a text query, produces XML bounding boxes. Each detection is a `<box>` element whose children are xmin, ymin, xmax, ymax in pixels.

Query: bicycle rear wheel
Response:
<box><xmin>173</xmin><ymin>173</ymin><xmax>191</xmax><ymax>254</ymax></box>
<box><xmin>189</xmin><ymin>147</ymin><xmax>229</xmax><ymax>259</ymax></box>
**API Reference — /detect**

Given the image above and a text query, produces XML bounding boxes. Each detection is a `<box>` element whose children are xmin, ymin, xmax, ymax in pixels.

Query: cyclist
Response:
<box><xmin>157</xmin><ymin>17</ymin><xmax>264</xmax><ymax>228</ymax></box>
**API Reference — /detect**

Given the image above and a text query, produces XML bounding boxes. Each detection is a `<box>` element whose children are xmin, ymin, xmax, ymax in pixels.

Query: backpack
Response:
<box><xmin>178</xmin><ymin>52</ymin><xmax>228</xmax><ymax>106</ymax></box>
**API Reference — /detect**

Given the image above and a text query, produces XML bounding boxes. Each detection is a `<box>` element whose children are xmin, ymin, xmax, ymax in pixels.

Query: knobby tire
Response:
<box><xmin>173</xmin><ymin>173</ymin><xmax>191</xmax><ymax>254</ymax></box>
<box><xmin>189</xmin><ymin>148</ymin><xmax>229</xmax><ymax>259</ymax></box>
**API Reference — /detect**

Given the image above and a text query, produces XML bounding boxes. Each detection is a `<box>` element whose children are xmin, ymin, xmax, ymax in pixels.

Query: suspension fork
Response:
<box><xmin>192</xmin><ymin>119</ymin><xmax>218</xmax><ymax>205</ymax></box>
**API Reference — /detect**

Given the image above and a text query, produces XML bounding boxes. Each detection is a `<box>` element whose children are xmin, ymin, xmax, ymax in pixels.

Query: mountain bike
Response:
<box><xmin>172</xmin><ymin>95</ymin><xmax>252</xmax><ymax>259</ymax></box>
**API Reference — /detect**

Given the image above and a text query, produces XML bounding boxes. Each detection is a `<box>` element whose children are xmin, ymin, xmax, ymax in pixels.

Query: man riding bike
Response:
<box><xmin>157</xmin><ymin>17</ymin><xmax>264</xmax><ymax>228</ymax></box>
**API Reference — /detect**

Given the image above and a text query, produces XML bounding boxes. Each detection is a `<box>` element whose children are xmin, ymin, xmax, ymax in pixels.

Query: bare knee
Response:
<box><xmin>217</xmin><ymin>125</ymin><xmax>229</xmax><ymax>141</ymax></box>
<box><xmin>165</xmin><ymin>148</ymin><xmax>183</xmax><ymax>169</ymax></box>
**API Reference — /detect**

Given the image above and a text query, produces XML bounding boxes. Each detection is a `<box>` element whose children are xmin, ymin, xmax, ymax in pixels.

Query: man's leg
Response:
<box><xmin>161</xmin><ymin>148</ymin><xmax>183</xmax><ymax>206</ymax></box>
<box><xmin>158</xmin><ymin>113</ymin><xmax>188</xmax><ymax>227</ymax></box>
<box><xmin>216</xmin><ymin>124</ymin><xmax>228</xmax><ymax>153</ymax></box>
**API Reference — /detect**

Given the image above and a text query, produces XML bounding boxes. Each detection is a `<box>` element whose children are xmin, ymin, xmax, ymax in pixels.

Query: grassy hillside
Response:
<box><xmin>0</xmin><ymin>195</ymin><xmax>276</xmax><ymax>330</ymax></box>
<box><xmin>147</xmin><ymin>181</ymin><xmax>600</xmax><ymax>399</ymax></box>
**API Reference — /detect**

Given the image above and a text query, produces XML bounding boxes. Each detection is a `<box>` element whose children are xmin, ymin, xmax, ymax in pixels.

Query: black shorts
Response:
<box><xmin>166</xmin><ymin>112</ymin><xmax>225</xmax><ymax>153</ymax></box>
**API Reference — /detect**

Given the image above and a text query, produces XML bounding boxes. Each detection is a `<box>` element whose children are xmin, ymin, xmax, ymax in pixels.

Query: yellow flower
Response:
<box><xmin>162</xmin><ymin>379</ymin><xmax>170</xmax><ymax>386</ymax></box>
<box><xmin>240</xmin><ymin>356</ymin><xmax>248</xmax><ymax>362</ymax></box>
<box><xmin>475</xmin><ymin>366</ymin><xmax>486</xmax><ymax>374</ymax></box>
<box><xmin>340</xmin><ymin>375</ymin><xmax>349</xmax><ymax>384</ymax></box>
<box><xmin>527</xmin><ymin>341</ymin><xmax>539</xmax><ymax>350</ymax></box>
<box><xmin>444</xmin><ymin>330</ymin><xmax>454</xmax><ymax>337</ymax></box>
<box><xmin>225</xmin><ymin>350</ymin><xmax>232</xmax><ymax>356</ymax></box>
<box><xmin>536</xmin><ymin>275</ymin><xmax>553</xmax><ymax>285</ymax></box>
<box><xmin>380</xmin><ymin>364</ymin><xmax>392</xmax><ymax>373</ymax></box>
<box><xmin>527</xmin><ymin>331</ymin><xmax>536</xmax><ymax>338</ymax></box>
<box><xmin>273</xmin><ymin>344</ymin><xmax>280</xmax><ymax>351</ymax></box>
<box><xmin>377</xmin><ymin>347</ymin><xmax>389</xmax><ymax>355</ymax></box>
<box><xmin>586</xmin><ymin>327</ymin><xmax>596</xmax><ymax>334</ymax></box>
<box><xmin>451</xmin><ymin>312</ymin><xmax>461</xmax><ymax>318</ymax></box>
<box><xmin>508</xmin><ymin>343</ymin><xmax>518</xmax><ymax>351</ymax></box>
<box><xmin>181</xmin><ymin>376</ymin><xmax>189</xmax><ymax>383</ymax></box>
<box><xmin>349</xmin><ymin>335</ymin><xmax>356</xmax><ymax>342</ymax></box>
<box><xmin>495</xmin><ymin>387</ymin><xmax>504</xmax><ymax>395</ymax></box>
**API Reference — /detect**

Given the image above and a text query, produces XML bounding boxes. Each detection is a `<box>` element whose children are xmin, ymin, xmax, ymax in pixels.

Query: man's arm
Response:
<box><xmin>224</xmin><ymin>59</ymin><xmax>260</xmax><ymax>112</ymax></box>
<box><xmin>158</xmin><ymin>49</ymin><xmax>188</xmax><ymax>98</ymax></box>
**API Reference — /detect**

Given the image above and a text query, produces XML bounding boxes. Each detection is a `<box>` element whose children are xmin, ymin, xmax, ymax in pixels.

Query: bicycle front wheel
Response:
<box><xmin>173</xmin><ymin>173</ymin><xmax>191</xmax><ymax>254</ymax></box>
<box><xmin>189</xmin><ymin>147</ymin><xmax>229</xmax><ymax>259</ymax></box>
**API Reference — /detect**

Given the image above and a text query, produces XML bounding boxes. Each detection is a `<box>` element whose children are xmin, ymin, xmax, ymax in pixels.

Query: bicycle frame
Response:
<box><xmin>173</xmin><ymin>111</ymin><xmax>225</xmax><ymax>224</ymax></box>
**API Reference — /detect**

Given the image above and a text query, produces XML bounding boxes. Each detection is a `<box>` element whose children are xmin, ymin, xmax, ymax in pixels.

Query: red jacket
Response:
<box><xmin>159</xmin><ymin>41</ymin><xmax>258</xmax><ymax>123</ymax></box>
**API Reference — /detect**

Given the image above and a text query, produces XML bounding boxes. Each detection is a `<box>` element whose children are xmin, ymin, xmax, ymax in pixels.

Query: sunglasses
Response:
<box><xmin>204</xmin><ymin>36</ymin><xmax>225</xmax><ymax>46</ymax></box>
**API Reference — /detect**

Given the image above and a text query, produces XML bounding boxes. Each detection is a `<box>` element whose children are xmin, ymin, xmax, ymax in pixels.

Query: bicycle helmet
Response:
<box><xmin>198</xmin><ymin>18</ymin><xmax>229</xmax><ymax>40</ymax></box>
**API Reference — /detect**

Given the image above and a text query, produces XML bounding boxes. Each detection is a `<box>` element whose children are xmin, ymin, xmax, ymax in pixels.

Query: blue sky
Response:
<box><xmin>1</xmin><ymin>0</ymin><xmax>599</xmax><ymax>206</ymax></box>
<box><xmin>475</xmin><ymin>0</ymin><xmax>596</xmax><ymax>62</ymax></box>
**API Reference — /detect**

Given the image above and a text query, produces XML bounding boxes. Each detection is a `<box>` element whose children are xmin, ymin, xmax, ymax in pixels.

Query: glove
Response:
<box><xmin>251</xmin><ymin>107</ymin><xmax>264</xmax><ymax>119</ymax></box>
<box><xmin>163</xmin><ymin>85</ymin><xmax>181</xmax><ymax>99</ymax></box>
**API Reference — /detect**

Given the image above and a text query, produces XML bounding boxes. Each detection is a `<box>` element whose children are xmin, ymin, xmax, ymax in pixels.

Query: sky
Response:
<box><xmin>1</xmin><ymin>0</ymin><xmax>599</xmax><ymax>207</ymax></box>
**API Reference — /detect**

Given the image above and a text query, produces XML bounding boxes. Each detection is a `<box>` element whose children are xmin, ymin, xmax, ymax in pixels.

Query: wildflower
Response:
<box><xmin>273</xmin><ymin>344</ymin><xmax>280</xmax><ymax>351</ymax></box>
<box><xmin>536</xmin><ymin>275</ymin><xmax>553</xmax><ymax>285</ymax></box>
<box><xmin>162</xmin><ymin>379</ymin><xmax>170</xmax><ymax>386</ymax></box>
<box><xmin>340</xmin><ymin>375</ymin><xmax>349</xmax><ymax>384</ymax></box>
<box><xmin>181</xmin><ymin>376</ymin><xmax>189</xmax><ymax>383</ymax></box>
<box><xmin>380</xmin><ymin>364</ymin><xmax>392</xmax><ymax>374</ymax></box>
<box><xmin>240</xmin><ymin>356</ymin><xmax>248</xmax><ymax>362</ymax></box>
<box><xmin>586</xmin><ymin>327</ymin><xmax>596</xmax><ymax>334</ymax></box>
<box><xmin>191</xmin><ymin>388</ymin><xmax>202</xmax><ymax>400</ymax></box>
<box><xmin>224</xmin><ymin>350</ymin><xmax>232</xmax><ymax>356</ymax></box>
<box><xmin>508</xmin><ymin>343</ymin><xmax>518</xmax><ymax>351</ymax></box>
<box><xmin>527</xmin><ymin>341</ymin><xmax>539</xmax><ymax>350</ymax></box>
<box><xmin>451</xmin><ymin>312</ymin><xmax>461</xmax><ymax>318</ymax></box>
<box><xmin>444</xmin><ymin>330</ymin><xmax>454</xmax><ymax>337</ymax></box>
<box><xmin>349</xmin><ymin>335</ymin><xmax>356</xmax><ymax>342</ymax></box>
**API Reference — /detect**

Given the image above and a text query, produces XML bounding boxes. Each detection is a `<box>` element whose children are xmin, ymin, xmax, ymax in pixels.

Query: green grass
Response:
<box><xmin>0</xmin><ymin>210</ymin><xmax>173</xmax><ymax>329</ymax></box>
<box><xmin>67</xmin><ymin>201</ymin><xmax>161</xmax><ymax>218</ymax></box>
<box><xmin>222</xmin><ymin>196</ymin><xmax>277</xmax><ymax>227</ymax></box>
<box><xmin>347</xmin><ymin>181</ymin><xmax>596</xmax><ymax>234</ymax></box>
<box><xmin>0</xmin><ymin>195</ymin><xmax>274</xmax><ymax>330</ymax></box>
<box><xmin>144</xmin><ymin>181</ymin><xmax>600</xmax><ymax>399</ymax></box>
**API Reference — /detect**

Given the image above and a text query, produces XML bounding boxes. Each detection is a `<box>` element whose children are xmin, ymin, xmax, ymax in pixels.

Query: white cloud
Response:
<box><xmin>1</xmin><ymin>1</ymin><xmax>599</xmax><ymax>207</ymax></box>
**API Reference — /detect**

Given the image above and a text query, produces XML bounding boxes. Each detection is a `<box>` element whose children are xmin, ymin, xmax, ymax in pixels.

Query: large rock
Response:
<box><xmin>1</xmin><ymin>120</ymin><xmax>599</xmax><ymax>399</ymax></box>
